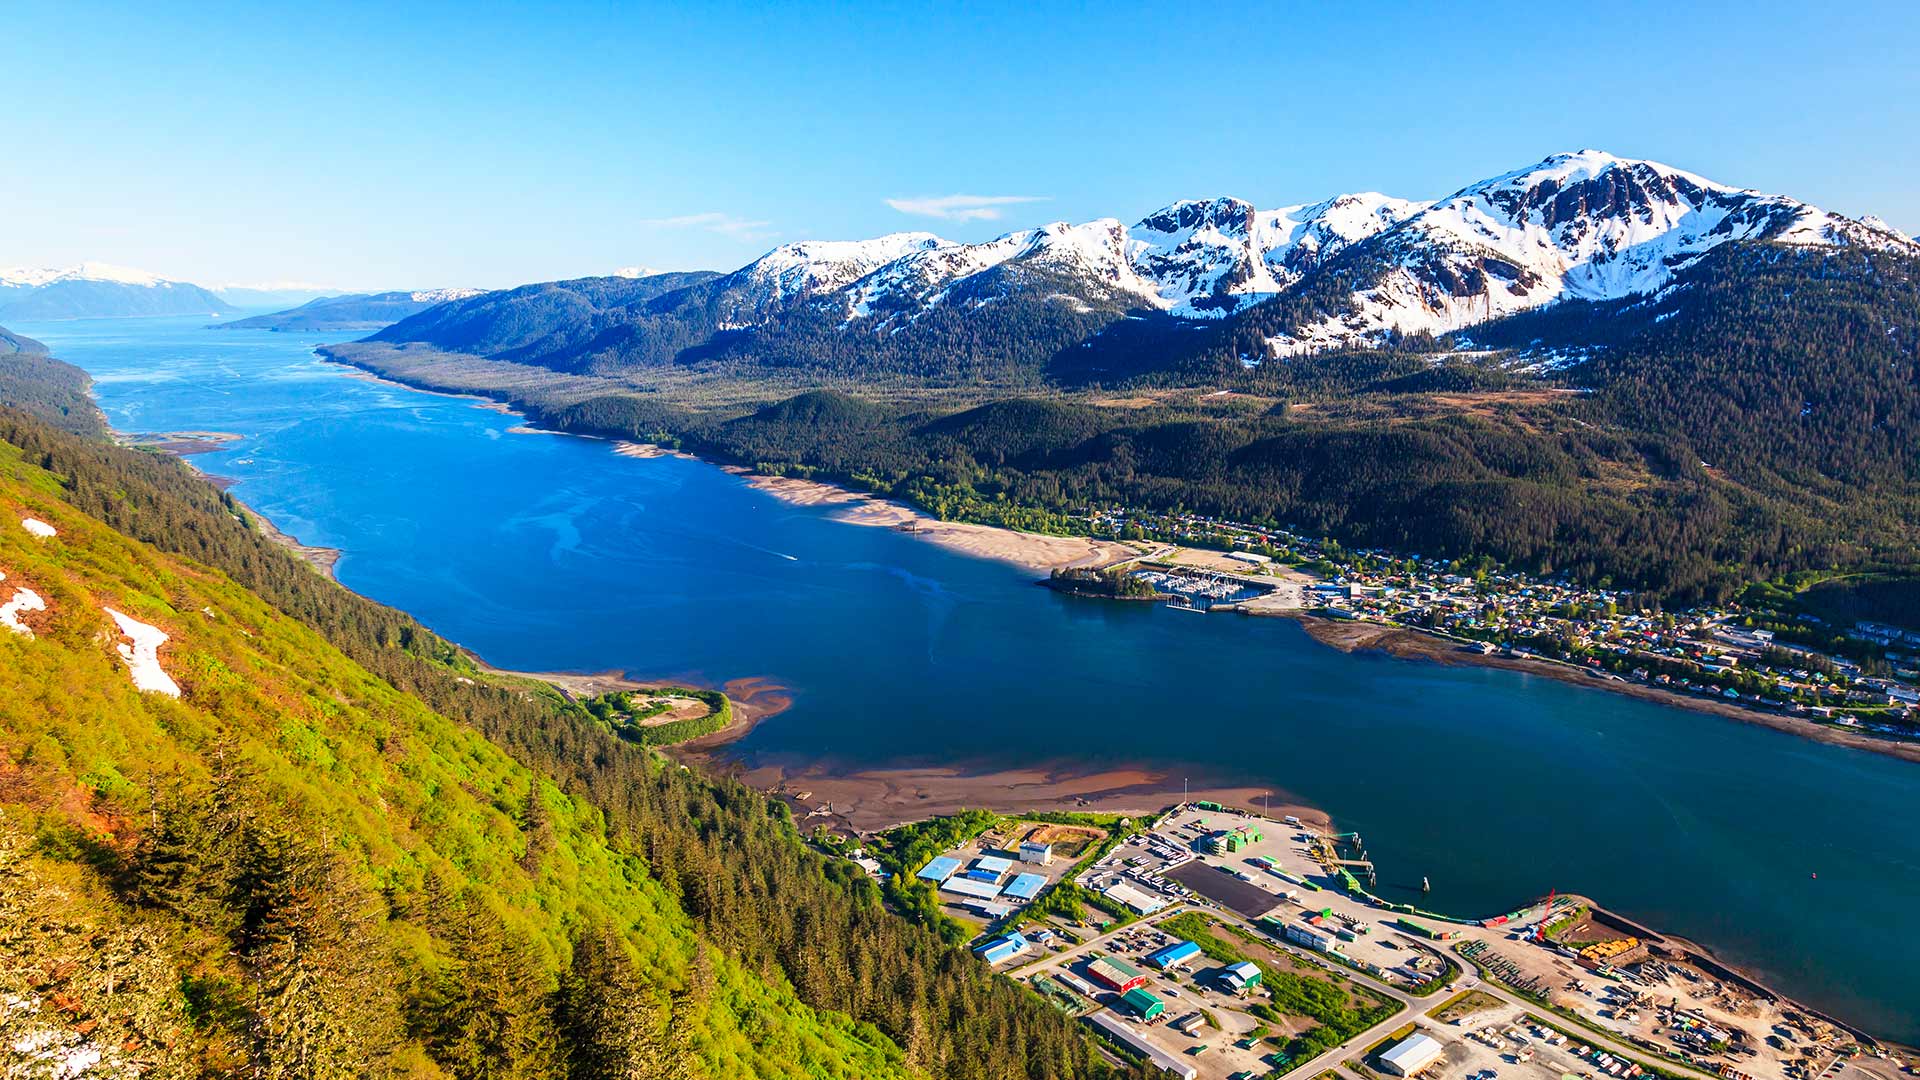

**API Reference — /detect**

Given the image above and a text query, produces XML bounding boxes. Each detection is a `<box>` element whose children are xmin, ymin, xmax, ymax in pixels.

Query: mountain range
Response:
<box><xmin>364</xmin><ymin>149</ymin><xmax>1919</xmax><ymax>382</ymax></box>
<box><xmin>0</xmin><ymin>265</ymin><xmax>362</xmax><ymax>321</ymax></box>
<box><xmin>0</xmin><ymin>263</ymin><xmax>238</xmax><ymax>321</ymax></box>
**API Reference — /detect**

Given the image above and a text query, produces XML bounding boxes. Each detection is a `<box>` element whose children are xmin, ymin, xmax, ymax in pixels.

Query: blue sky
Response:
<box><xmin>6</xmin><ymin>0</ymin><xmax>1918</xmax><ymax>290</ymax></box>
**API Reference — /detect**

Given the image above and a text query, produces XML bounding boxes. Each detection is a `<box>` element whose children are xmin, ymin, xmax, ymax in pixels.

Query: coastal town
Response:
<box><xmin>1066</xmin><ymin>508</ymin><xmax>1920</xmax><ymax>748</ymax></box>
<box><xmin>847</xmin><ymin>802</ymin><xmax>1909</xmax><ymax>1080</ymax></box>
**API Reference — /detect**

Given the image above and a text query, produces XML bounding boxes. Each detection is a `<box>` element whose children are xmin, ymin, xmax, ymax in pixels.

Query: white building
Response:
<box><xmin>1379</xmin><ymin>1032</ymin><xmax>1445</xmax><ymax>1077</ymax></box>
<box><xmin>1019</xmin><ymin>840</ymin><xmax>1055</xmax><ymax>865</ymax></box>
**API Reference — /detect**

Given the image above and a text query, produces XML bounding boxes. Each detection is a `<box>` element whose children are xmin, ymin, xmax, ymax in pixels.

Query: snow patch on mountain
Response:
<box><xmin>737</xmin><ymin>234</ymin><xmax>946</xmax><ymax>301</ymax></box>
<box><xmin>104</xmin><ymin>608</ymin><xmax>180</xmax><ymax>697</ymax></box>
<box><xmin>1131</xmin><ymin>193</ymin><xmax>1427</xmax><ymax>317</ymax></box>
<box><xmin>0</xmin><ymin>569</ymin><xmax>45</xmax><ymax>637</ymax></box>
<box><xmin>409</xmin><ymin>288</ymin><xmax>485</xmax><ymax>303</ymax></box>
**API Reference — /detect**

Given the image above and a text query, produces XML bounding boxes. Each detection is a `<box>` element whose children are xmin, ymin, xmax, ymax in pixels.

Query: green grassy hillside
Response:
<box><xmin>0</xmin><ymin>434</ymin><xmax>916</xmax><ymax>1078</ymax></box>
<box><xmin>0</xmin><ymin>401</ymin><xmax>1126</xmax><ymax>1079</ymax></box>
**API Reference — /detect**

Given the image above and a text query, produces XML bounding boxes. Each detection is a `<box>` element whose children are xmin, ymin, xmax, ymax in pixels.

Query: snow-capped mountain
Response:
<box><xmin>684</xmin><ymin>150</ymin><xmax>1917</xmax><ymax>357</ymax></box>
<box><xmin>376</xmin><ymin>150</ymin><xmax>1919</xmax><ymax>381</ymax></box>
<box><xmin>815</xmin><ymin>196</ymin><xmax>1426</xmax><ymax>327</ymax></box>
<box><xmin>1130</xmin><ymin>192</ymin><xmax>1427</xmax><ymax>316</ymax></box>
<box><xmin>1262</xmin><ymin>150</ymin><xmax>1920</xmax><ymax>356</ymax></box>
<box><xmin>0</xmin><ymin>263</ymin><xmax>235</xmax><ymax>320</ymax></box>
<box><xmin>713</xmin><ymin>233</ymin><xmax>946</xmax><ymax>325</ymax></box>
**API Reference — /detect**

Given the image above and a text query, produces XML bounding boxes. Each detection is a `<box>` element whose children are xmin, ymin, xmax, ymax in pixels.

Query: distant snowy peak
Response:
<box><xmin>0</xmin><ymin>262</ymin><xmax>170</xmax><ymax>287</ymax></box>
<box><xmin>0</xmin><ymin>263</ymin><xmax>236</xmax><ymax>319</ymax></box>
<box><xmin>1264</xmin><ymin>150</ymin><xmax>1920</xmax><ymax>357</ymax></box>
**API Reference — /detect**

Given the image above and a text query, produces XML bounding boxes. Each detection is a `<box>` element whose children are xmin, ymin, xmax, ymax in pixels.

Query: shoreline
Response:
<box><xmin>696</xmin><ymin>755</ymin><xmax>1331</xmax><ymax>836</ymax></box>
<box><xmin>237</xmin><ymin>499</ymin><xmax>343</xmax><ymax>578</ymax></box>
<box><xmin>721</xmin><ymin>466</ymin><xmax>1142</xmax><ymax>572</ymax></box>
<box><xmin>308</xmin><ymin>345</ymin><xmax>1920</xmax><ymax>765</ymax></box>
<box><xmin>116</xmin><ymin>428</ymin><xmax>347</xmax><ymax>579</ymax></box>
<box><xmin>1293</xmin><ymin>615</ymin><xmax>1920</xmax><ymax>765</ymax></box>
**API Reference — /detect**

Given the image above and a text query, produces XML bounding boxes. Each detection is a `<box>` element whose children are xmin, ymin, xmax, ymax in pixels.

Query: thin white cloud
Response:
<box><xmin>637</xmin><ymin>212</ymin><xmax>777</xmax><ymax>242</ymax></box>
<box><xmin>885</xmin><ymin>194</ymin><xmax>1049</xmax><ymax>222</ymax></box>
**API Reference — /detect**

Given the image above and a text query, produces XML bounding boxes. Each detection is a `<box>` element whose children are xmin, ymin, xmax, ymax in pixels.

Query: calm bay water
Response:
<box><xmin>26</xmin><ymin>315</ymin><xmax>1920</xmax><ymax>1040</ymax></box>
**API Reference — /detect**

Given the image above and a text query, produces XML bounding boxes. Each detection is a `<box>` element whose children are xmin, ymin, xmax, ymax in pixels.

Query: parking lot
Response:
<box><xmin>1143</xmin><ymin>807</ymin><xmax>1459</xmax><ymax>993</ymax></box>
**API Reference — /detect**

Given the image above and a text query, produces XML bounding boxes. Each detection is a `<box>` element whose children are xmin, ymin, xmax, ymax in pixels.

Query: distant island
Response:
<box><xmin>216</xmin><ymin>288</ymin><xmax>483</xmax><ymax>332</ymax></box>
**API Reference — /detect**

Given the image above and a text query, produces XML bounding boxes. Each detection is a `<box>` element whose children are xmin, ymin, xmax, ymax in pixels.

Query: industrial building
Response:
<box><xmin>1086</xmin><ymin>954</ymin><xmax>1149</xmax><ymax>993</ymax></box>
<box><xmin>939</xmin><ymin>876</ymin><xmax>1003</xmax><ymax>900</ymax></box>
<box><xmin>917</xmin><ymin>855</ymin><xmax>960</xmax><ymax>882</ymax></box>
<box><xmin>1084</xmin><ymin>1011</ymin><xmax>1197</xmax><ymax>1080</ymax></box>
<box><xmin>973</xmin><ymin>932</ymin><xmax>1030</xmax><ymax>966</ymax></box>
<box><xmin>1148</xmin><ymin>940</ymin><xmax>1203</xmax><ymax>970</ymax></box>
<box><xmin>1019</xmin><ymin>840</ymin><xmax>1054</xmax><ymax>865</ymax></box>
<box><xmin>962</xmin><ymin>867</ymin><xmax>1002</xmax><ymax>883</ymax></box>
<box><xmin>973</xmin><ymin>855</ymin><xmax>1014</xmax><ymax>876</ymax></box>
<box><xmin>1100</xmin><ymin>880</ymin><xmax>1168</xmax><ymax>915</ymax></box>
<box><xmin>1003</xmin><ymin>872</ymin><xmax>1047</xmax><ymax>901</ymax></box>
<box><xmin>1378</xmin><ymin>1031</ymin><xmax>1444</xmax><ymax>1076</ymax></box>
<box><xmin>1120</xmin><ymin>987</ymin><xmax>1165</xmax><ymax>1021</ymax></box>
<box><xmin>1220</xmin><ymin>960</ymin><xmax>1262</xmax><ymax>993</ymax></box>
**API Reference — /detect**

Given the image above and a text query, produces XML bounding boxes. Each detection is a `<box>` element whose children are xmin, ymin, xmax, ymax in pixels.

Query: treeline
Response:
<box><xmin>0</xmin><ymin>407</ymin><xmax>1136</xmax><ymax>1080</ymax></box>
<box><xmin>521</xmin><ymin>386</ymin><xmax>1902</xmax><ymax>602</ymax></box>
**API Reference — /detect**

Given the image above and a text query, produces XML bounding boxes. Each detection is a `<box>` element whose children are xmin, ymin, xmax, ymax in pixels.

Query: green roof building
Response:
<box><xmin>1120</xmin><ymin>987</ymin><xmax>1165</xmax><ymax>1021</ymax></box>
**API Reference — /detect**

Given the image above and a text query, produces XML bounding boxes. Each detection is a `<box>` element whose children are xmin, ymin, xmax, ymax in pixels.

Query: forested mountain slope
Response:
<box><xmin>1475</xmin><ymin>244</ymin><xmax>1920</xmax><ymax>504</ymax></box>
<box><xmin>0</xmin><ymin>342</ymin><xmax>108</xmax><ymax>438</ymax></box>
<box><xmin>0</xmin><ymin>400</ymin><xmax>1125</xmax><ymax>1079</ymax></box>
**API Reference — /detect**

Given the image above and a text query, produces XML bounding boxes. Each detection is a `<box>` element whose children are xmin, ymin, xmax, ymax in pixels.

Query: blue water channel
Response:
<box><xmin>25</xmin><ymin>315</ymin><xmax>1919</xmax><ymax>1040</ymax></box>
